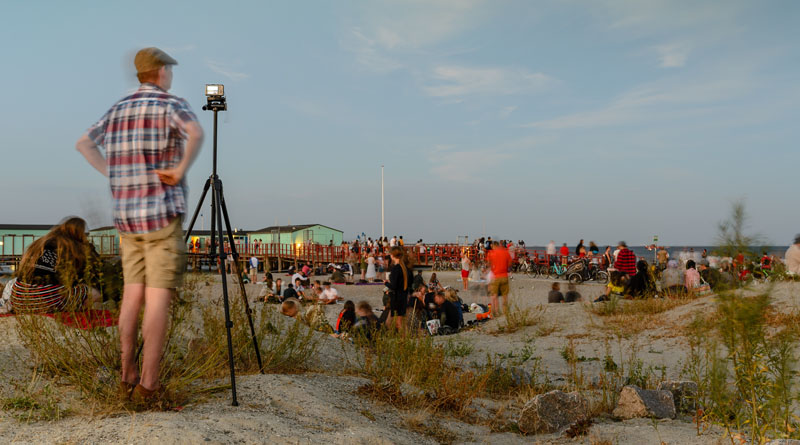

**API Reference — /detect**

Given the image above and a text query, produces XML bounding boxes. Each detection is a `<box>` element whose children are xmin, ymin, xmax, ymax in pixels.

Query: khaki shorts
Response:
<box><xmin>120</xmin><ymin>217</ymin><xmax>186</xmax><ymax>289</ymax></box>
<box><xmin>488</xmin><ymin>276</ymin><xmax>510</xmax><ymax>297</ymax></box>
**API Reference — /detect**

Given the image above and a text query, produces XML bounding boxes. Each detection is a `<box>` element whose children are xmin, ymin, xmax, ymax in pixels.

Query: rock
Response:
<box><xmin>518</xmin><ymin>390</ymin><xmax>589</xmax><ymax>434</ymax></box>
<box><xmin>766</xmin><ymin>441</ymin><xmax>800</xmax><ymax>445</ymax></box>
<box><xmin>509</xmin><ymin>367</ymin><xmax>532</xmax><ymax>387</ymax></box>
<box><xmin>612</xmin><ymin>385</ymin><xmax>676</xmax><ymax>419</ymax></box>
<box><xmin>657</xmin><ymin>380</ymin><xmax>698</xmax><ymax>414</ymax></box>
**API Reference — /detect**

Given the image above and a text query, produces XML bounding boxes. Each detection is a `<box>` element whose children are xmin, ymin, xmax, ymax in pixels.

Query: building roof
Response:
<box><xmin>184</xmin><ymin>229</ymin><xmax>250</xmax><ymax>237</ymax></box>
<box><xmin>251</xmin><ymin>224</ymin><xmax>342</xmax><ymax>234</ymax></box>
<box><xmin>90</xmin><ymin>225</ymin><xmax>116</xmax><ymax>232</ymax></box>
<box><xmin>0</xmin><ymin>224</ymin><xmax>54</xmax><ymax>231</ymax></box>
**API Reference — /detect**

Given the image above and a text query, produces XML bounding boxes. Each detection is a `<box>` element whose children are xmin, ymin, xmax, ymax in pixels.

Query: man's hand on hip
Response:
<box><xmin>155</xmin><ymin>168</ymin><xmax>185</xmax><ymax>186</ymax></box>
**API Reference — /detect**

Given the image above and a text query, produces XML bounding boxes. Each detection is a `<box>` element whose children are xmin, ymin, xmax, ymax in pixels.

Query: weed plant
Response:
<box><xmin>682</xmin><ymin>290</ymin><xmax>800</xmax><ymax>442</ymax></box>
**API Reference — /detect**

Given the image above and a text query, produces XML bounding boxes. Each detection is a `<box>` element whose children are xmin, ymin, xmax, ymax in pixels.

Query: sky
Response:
<box><xmin>1</xmin><ymin>0</ymin><xmax>798</xmax><ymax>246</ymax></box>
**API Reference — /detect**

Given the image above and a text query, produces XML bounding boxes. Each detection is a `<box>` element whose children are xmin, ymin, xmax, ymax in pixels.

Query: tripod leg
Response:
<box><xmin>217</xmin><ymin>181</ymin><xmax>264</xmax><ymax>373</ymax></box>
<box><xmin>184</xmin><ymin>177</ymin><xmax>212</xmax><ymax>243</ymax></box>
<box><xmin>214</xmin><ymin>184</ymin><xmax>238</xmax><ymax>406</ymax></box>
<box><xmin>209</xmin><ymin>179</ymin><xmax>218</xmax><ymax>266</ymax></box>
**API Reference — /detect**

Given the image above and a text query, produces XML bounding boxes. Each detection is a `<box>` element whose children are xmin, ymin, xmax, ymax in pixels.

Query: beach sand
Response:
<box><xmin>3</xmin><ymin>271</ymin><xmax>797</xmax><ymax>444</ymax></box>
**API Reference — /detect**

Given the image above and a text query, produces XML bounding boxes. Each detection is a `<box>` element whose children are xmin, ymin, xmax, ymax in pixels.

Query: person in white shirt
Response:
<box><xmin>249</xmin><ymin>256</ymin><xmax>258</xmax><ymax>282</ymax></box>
<box><xmin>546</xmin><ymin>240</ymin><xmax>556</xmax><ymax>256</ymax></box>
<box><xmin>319</xmin><ymin>282</ymin><xmax>339</xmax><ymax>304</ymax></box>
<box><xmin>390</xmin><ymin>236</ymin><xmax>397</xmax><ymax>247</ymax></box>
<box><xmin>291</xmin><ymin>271</ymin><xmax>309</xmax><ymax>288</ymax></box>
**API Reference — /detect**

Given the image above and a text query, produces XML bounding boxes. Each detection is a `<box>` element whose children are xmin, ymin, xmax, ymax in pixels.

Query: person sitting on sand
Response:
<box><xmin>310</xmin><ymin>280</ymin><xmax>324</xmax><ymax>300</ymax></box>
<box><xmin>405</xmin><ymin>285</ymin><xmax>429</xmax><ymax>331</ymax></box>
<box><xmin>318</xmin><ymin>282</ymin><xmax>340</xmax><ymax>304</ymax></box>
<box><xmin>624</xmin><ymin>260</ymin><xmax>654</xmax><ymax>298</ymax></box>
<box><xmin>443</xmin><ymin>288</ymin><xmax>464</xmax><ymax>328</ymax></box>
<box><xmin>548</xmin><ymin>282</ymin><xmax>564</xmax><ymax>303</ymax></box>
<box><xmin>293</xmin><ymin>278</ymin><xmax>306</xmax><ymax>300</ymax></box>
<box><xmin>564</xmin><ymin>283</ymin><xmax>582</xmax><ymax>302</ymax></box>
<box><xmin>685</xmin><ymin>260</ymin><xmax>701</xmax><ymax>294</ymax></box>
<box><xmin>335</xmin><ymin>300</ymin><xmax>356</xmax><ymax>334</ymax></box>
<box><xmin>660</xmin><ymin>261</ymin><xmax>685</xmax><ymax>296</ymax></box>
<box><xmin>698</xmin><ymin>260</ymin><xmax>723</xmax><ymax>291</ymax></box>
<box><xmin>434</xmin><ymin>290</ymin><xmax>460</xmax><ymax>332</ymax></box>
<box><xmin>412</xmin><ymin>270</ymin><xmax>425</xmax><ymax>291</ymax></box>
<box><xmin>9</xmin><ymin>217</ymin><xmax>102</xmax><ymax>313</ymax></box>
<box><xmin>595</xmin><ymin>270</ymin><xmax>627</xmax><ymax>302</ymax></box>
<box><xmin>282</xmin><ymin>283</ymin><xmax>299</xmax><ymax>301</ymax></box>
<box><xmin>263</xmin><ymin>277</ymin><xmax>283</xmax><ymax>303</ymax></box>
<box><xmin>291</xmin><ymin>270</ymin><xmax>309</xmax><ymax>288</ymax></box>
<box><xmin>352</xmin><ymin>301</ymin><xmax>380</xmax><ymax>341</ymax></box>
<box><xmin>280</xmin><ymin>298</ymin><xmax>333</xmax><ymax>333</ymax></box>
<box><xmin>428</xmin><ymin>273</ymin><xmax>442</xmax><ymax>290</ymax></box>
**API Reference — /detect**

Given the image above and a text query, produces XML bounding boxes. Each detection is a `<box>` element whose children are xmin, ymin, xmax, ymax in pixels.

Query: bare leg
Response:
<box><xmin>490</xmin><ymin>294</ymin><xmax>500</xmax><ymax>316</ymax></box>
<box><xmin>394</xmin><ymin>315</ymin><xmax>404</xmax><ymax>332</ymax></box>
<box><xmin>462</xmin><ymin>277</ymin><xmax>468</xmax><ymax>291</ymax></box>
<box><xmin>502</xmin><ymin>295</ymin><xmax>509</xmax><ymax>314</ymax></box>
<box><xmin>139</xmin><ymin>287</ymin><xmax>173</xmax><ymax>390</ymax></box>
<box><xmin>119</xmin><ymin>284</ymin><xmax>145</xmax><ymax>385</ymax></box>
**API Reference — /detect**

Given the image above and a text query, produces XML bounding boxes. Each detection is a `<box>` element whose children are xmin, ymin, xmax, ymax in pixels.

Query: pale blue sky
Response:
<box><xmin>1</xmin><ymin>0</ymin><xmax>797</xmax><ymax>245</ymax></box>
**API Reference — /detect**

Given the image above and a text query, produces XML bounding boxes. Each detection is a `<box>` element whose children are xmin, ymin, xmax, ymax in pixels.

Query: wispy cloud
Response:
<box><xmin>205</xmin><ymin>59</ymin><xmax>249</xmax><ymax>81</ymax></box>
<box><xmin>425</xmin><ymin>66</ymin><xmax>556</xmax><ymax>97</ymax></box>
<box><xmin>525</xmin><ymin>75</ymin><xmax>751</xmax><ymax>130</ymax></box>
<box><xmin>427</xmin><ymin>144</ymin><xmax>512</xmax><ymax>182</ymax></box>
<box><xmin>655</xmin><ymin>42</ymin><xmax>691</xmax><ymax>68</ymax></box>
<box><xmin>341</xmin><ymin>28</ymin><xmax>404</xmax><ymax>73</ymax></box>
<box><xmin>342</xmin><ymin>0</ymin><xmax>486</xmax><ymax>72</ymax></box>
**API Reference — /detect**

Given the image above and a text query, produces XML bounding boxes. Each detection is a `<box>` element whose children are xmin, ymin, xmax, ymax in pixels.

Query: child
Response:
<box><xmin>548</xmin><ymin>282</ymin><xmax>564</xmax><ymax>303</ymax></box>
<box><xmin>595</xmin><ymin>270</ymin><xmax>626</xmax><ymax>302</ymax></box>
<box><xmin>564</xmin><ymin>283</ymin><xmax>582</xmax><ymax>302</ymax></box>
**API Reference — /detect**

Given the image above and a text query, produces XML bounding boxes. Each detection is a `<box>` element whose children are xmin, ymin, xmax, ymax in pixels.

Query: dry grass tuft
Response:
<box><xmin>588</xmin><ymin>296</ymin><xmax>696</xmax><ymax>335</ymax></box>
<box><xmin>494</xmin><ymin>304</ymin><xmax>544</xmax><ymax>334</ymax></box>
<box><xmin>349</xmin><ymin>329</ymin><xmax>490</xmax><ymax>419</ymax></box>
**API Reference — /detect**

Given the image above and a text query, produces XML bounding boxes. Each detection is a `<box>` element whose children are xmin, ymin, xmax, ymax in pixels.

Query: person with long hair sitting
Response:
<box><xmin>10</xmin><ymin>217</ymin><xmax>101</xmax><ymax>313</ymax></box>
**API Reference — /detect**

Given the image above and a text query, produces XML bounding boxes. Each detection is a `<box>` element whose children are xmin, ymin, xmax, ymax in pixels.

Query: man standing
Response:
<box><xmin>487</xmin><ymin>241</ymin><xmax>512</xmax><ymax>316</ymax></box>
<box><xmin>614</xmin><ymin>241</ymin><xmax>637</xmax><ymax>277</ymax></box>
<box><xmin>76</xmin><ymin>48</ymin><xmax>203</xmax><ymax>405</ymax></box>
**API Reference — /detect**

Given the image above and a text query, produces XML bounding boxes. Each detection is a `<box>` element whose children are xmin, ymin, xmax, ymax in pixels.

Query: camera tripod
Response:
<box><xmin>184</xmin><ymin>93</ymin><xmax>263</xmax><ymax>406</ymax></box>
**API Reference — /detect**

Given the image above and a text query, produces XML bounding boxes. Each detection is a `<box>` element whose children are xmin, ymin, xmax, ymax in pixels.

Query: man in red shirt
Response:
<box><xmin>559</xmin><ymin>243</ymin><xmax>570</xmax><ymax>265</ymax></box>
<box><xmin>487</xmin><ymin>241</ymin><xmax>512</xmax><ymax>316</ymax></box>
<box><xmin>614</xmin><ymin>241</ymin><xmax>637</xmax><ymax>276</ymax></box>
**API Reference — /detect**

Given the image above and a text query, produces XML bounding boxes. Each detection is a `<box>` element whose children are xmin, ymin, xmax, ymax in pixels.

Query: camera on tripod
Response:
<box><xmin>203</xmin><ymin>84</ymin><xmax>226</xmax><ymax>111</ymax></box>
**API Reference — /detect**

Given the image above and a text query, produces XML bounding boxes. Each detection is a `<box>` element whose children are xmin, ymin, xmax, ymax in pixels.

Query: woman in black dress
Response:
<box><xmin>385</xmin><ymin>246</ymin><xmax>412</xmax><ymax>330</ymax></box>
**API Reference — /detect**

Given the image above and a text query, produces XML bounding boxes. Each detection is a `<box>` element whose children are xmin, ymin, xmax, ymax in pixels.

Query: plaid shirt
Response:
<box><xmin>87</xmin><ymin>83</ymin><xmax>198</xmax><ymax>234</ymax></box>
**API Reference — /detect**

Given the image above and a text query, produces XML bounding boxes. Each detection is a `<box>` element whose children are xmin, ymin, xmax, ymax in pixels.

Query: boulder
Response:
<box><xmin>657</xmin><ymin>380</ymin><xmax>698</xmax><ymax>414</ymax></box>
<box><xmin>518</xmin><ymin>390</ymin><xmax>589</xmax><ymax>434</ymax></box>
<box><xmin>612</xmin><ymin>385</ymin><xmax>676</xmax><ymax>420</ymax></box>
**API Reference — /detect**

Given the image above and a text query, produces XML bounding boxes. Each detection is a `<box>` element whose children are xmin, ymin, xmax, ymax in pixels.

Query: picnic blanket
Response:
<box><xmin>0</xmin><ymin>309</ymin><xmax>117</xmax><ymax>330</ymax></box>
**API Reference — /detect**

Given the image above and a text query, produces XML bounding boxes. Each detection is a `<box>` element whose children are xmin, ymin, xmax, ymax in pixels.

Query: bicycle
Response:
<box><xmin>547</xmin><ymin>262</ymin><xmax>569</xmax><ymax>279</ymax></box>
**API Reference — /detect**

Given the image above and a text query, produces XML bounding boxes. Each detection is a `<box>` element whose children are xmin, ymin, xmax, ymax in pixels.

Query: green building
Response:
<box><xmin>248</xmin><ymin>224</ymin><xmax>343</xmax><ymax>247</ymax></box>
<box><xmin>0</xmin><ymin>224</ymin><xmax>52</xmax><ymax>256</ymax></box>
<box><xmin>0</xmin><ymin>224</ymin><xmax>121</xmax><ymax>256</ymax></box>
<box><xmin>88</xmin><ymin>226</ymin><xmax>120</xmax><ymax>255</ymax></box>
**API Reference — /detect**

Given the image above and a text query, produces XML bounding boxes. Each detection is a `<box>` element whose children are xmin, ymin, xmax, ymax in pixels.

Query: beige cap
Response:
<box><xmin>134</xmin><ymin>47</ymin><xmax>178</xmax><ymax>74</ymax></box>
